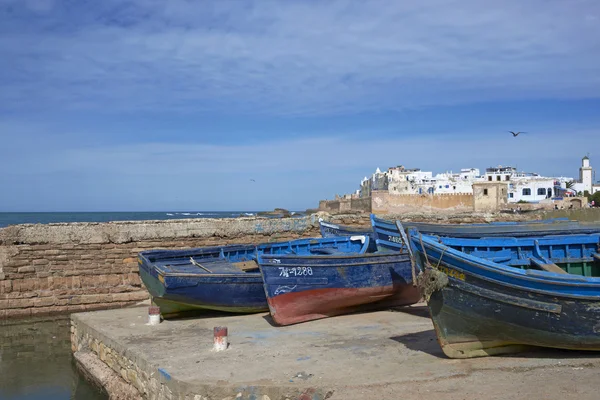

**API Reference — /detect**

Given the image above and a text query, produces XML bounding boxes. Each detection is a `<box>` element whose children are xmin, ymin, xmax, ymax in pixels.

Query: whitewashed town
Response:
<box><xmin>361</xmin><ymin>155</ymin><xmax>599</xmax><ymax>201</ymax></box>
<box><xmin>319</xmin><ymin>156</ymin><xmax>600</xmax><ymax>214</ymax></box>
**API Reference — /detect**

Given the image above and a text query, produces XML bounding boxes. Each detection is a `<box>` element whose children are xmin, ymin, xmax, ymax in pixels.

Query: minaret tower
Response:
<box><xmin>580</xmin><ymin>155</ymin><xmax>593</xmax><ymax>193</ymax></box>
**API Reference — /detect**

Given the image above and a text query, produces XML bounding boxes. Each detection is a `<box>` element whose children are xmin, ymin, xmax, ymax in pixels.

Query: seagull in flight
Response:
<box><xmin>509</xmin><ymin>131</ymin><xmax>527</xmax><ymax>137</ymax></box>
<box><xmin>250</xmin><ymin>179</ymin><xmax>256</xmax><ymax>182</ymax></box>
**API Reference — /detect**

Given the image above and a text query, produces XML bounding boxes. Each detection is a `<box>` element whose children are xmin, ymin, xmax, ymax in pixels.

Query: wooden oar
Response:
<box><xmin>189</xmin><ymin>257</ymin><xmax>212</xmax><ymax>273</ymax></box>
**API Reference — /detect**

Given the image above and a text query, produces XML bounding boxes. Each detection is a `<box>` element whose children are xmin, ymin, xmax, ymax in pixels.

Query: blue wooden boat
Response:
<box><xmin>436</xmin><ymin>234</ymin><xmax>600</xmax><ymax>273</ymax></box>
<box><xmin>138</xmin><ymin>236</ymin><xmax>369</xmax><ymax>319</ymax></box>
<box><xmin>372</xmin><ymin>215</ymin><xmax>600</xmax><ymax>252</ymax></box>
<box><xmin>319</xmin><ymin>219</ymin><xmax>378</xmax><ymax>251</ymax></box>
<box><xmin>257</xmin><ymin>249</ymin><xmax>421</xmax><ymax>326</ymax></box>
<box><xmin>407</xmin><ymin>224</ymin><xmax>600</xmax><ymax>358</ymax></box>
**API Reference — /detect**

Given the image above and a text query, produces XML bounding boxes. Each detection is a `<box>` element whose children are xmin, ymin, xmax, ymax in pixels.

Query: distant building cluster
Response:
<box><xmin>356</xmin><ymin>156</ymin><xmax>600</xmax><ymax>204</ymax></box>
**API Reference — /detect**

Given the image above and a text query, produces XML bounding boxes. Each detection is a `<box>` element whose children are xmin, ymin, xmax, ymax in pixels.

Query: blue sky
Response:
<box><xmin>1</xmin><ymin>0</ymin><xmax>600</xmax><ymax>212</ymax></box>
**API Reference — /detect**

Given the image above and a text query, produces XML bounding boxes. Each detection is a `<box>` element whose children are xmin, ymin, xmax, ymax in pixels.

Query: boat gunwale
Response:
<box><xmin>257</xmin><ymin>256</ymin><xmax>411</xmax><ymax>269</ymax></box>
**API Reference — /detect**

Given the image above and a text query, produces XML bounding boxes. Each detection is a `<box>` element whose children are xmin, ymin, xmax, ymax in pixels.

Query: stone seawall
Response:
<box><xmin>0</xmin><ymin>216</ymin><xmax>326</xmax><ymax>319</ymax></box>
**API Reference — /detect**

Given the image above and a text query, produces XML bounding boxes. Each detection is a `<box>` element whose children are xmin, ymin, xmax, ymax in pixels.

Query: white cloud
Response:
<box><xmin>1</xmin><ymin>0</ymin><xmax>600</xmax><ymax>115</ymax></box>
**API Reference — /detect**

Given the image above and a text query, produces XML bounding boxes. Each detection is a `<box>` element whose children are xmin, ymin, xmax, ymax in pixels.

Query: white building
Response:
<box><xmin>387</xmin><ymin>166</ymin><xmax>433</xmax><ymax>195</ymax></box>
<box><xmin>429</xmin><ymin>169</ymin><xmax>482</xmax><ymax>194</ymax></box>
<box><xmin>507</xmin><ymin>177</ymin><xmax>556</xmax><ymax>203</ymax></box>
<box><xmin>483</xmin><ymin>165</ymin><xmax>564</xmax><ymax>203</ymax></box>
<box><xmin>365</xmin><ymin>165</ymin><xmax>483</xmax><ymax>196</ymax></box>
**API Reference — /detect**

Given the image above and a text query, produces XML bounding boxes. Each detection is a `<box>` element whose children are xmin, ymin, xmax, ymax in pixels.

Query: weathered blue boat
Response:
<box><xmin>407</xmin><ymin>224</ymin><xmax>600</xmax><ymax>358</ymax></box>
<box><xmin>319</xmin><ymin>219</ymin><xmax>378</xmax><ymax>251</ymax></box>
<box><xmin>257</xmin><ymin>249</ymin><xmax>421</xmax><ymax>326</ymax></box>
<box><xmin>372</xmin><ymin>215</ymin><xmax>600</xmax><ymax>252</ymax></box>
<box><xmin>436</xmin><ymin>234</ymin><xmax>600</xmax><ymax>273</ymax></box>
<box><xmin>138</xmin><ymin>236</ymin><xmax>370</xmax><ymax>318</ymax></box>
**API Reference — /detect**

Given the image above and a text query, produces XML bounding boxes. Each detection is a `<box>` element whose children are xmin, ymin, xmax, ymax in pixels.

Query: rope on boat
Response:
<box><xmin>416</xmin><ymin>268</ymin><xmax>448</xmax><ymax>302</ymax></box>
<box><xmin>414</xmin><ymin>232</ymin><xmax>449</xmax><ymax>301</ymax></box>
<box><xmin>396</xmin><ymin>220</ymin><xmax>418</xmax><ymax>287</ymax></box>
<box><xmin>405</xmin><ymin>229</ymin><xmax>418</xmax><ymax>287</ymax></box>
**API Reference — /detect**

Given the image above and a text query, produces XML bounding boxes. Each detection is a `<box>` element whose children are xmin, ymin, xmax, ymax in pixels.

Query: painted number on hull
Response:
<box><xmin>279</xmin><ymin>267</ymin><xmax>313</xmax><ymax>277</ymax></box>
<box><xmin>387</xmin><ymin>235</ymin><xmax>403</xmax><ymax>244</ymax></box>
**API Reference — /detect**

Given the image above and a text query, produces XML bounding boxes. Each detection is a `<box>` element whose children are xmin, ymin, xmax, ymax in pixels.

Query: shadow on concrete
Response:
<box><xmin>502</xmin><ymin>347</ymin><xmax>600</xmax><ymax>361</ymax></box>
<box><xmin>261</xmin><ymin>314</ymin><xmax>279</xmax><ymax>327</ymax></box>
<box><xmin>388</xmin><ymin>304</ymin><xmax>431</xmax><ymax>319</ymax></box>
<box><xmin>390</xmin><ymin>330</ymin><xmax>447</xmax><ymax>358</ymax></box>
<box><xmin>391</xmin><ymin>329</ymin><xmax>600</xmax><ymax>360</ymax></box>
<box><xmin>261</xmin><ymin>304</ymin><xmax>431</xmax><ymax>327</ymax></box>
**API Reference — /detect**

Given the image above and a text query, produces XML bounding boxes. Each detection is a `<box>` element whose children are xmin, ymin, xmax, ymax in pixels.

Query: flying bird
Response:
<box><xmin>509</xmin><ymin>131</ymin><xmax>527</xmax><ymax>137</ymax></box>
<box><xmin>250</xmin><ymin>179</ymin><xmax>256</xmax><ymax>182</ymax></box>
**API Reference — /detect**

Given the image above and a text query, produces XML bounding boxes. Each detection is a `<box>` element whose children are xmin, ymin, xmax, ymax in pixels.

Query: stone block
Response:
<box><xmin>17</xmin><ymin>266</ymin><xmax>35</xmax><ymax>274</ymax></box>
<box><xmin>5</xmin><ymin>308</ymin><xmax>31</xmax><ymax>318</ymax></box>
<box><xmin>32</xmin><ymin>245</ymin><xmax>52</xmax><ymax>251</ymax></box>
<box><xmin>33</xmin><ymin>296</ymin><xmax>56</xmax><ymax>307</ymax></box>
<box><xmin>81</xmin><ymin>294</ymin><xmax>104</xmax><ymax>304</ymax></box>
<box><xmin>6</xmin><ymin>259</ymin><xmax>30</xmax><ymax>268</ymax></box>
<box><xmin>32</xmin><ymin>259</ymin><xmax>49</xmax><ymax>266</ymax></box>
<box><xmin>8</xmin><ymin>298</ymin><xmax>35</xmax><ymax>309</ymax></box>
<box><xmin>51</xmin><ymin>277</ymin><xmax>70</xmax><ymax>290</ymax></box>
<box><xmin>3</xmin><ymin>292</ymin><xmax>24</xmax><ymax>299</ymax></box>
<box><xmin>106</xmin><ymin>275</ymin><xmax>123</xmax><ymax>286</ymax></box>
<box><xmin>99</xmin><ymin>342</ymin><xmax>107</xmax><ymax>361</ymax></box>
<box><xmin>129</xmin><ymin>291</ymin><xmax>150</xmax><ymax>301</ymax></box>
<box><xmin>111</xmin><ymin>293</ymin><xmax>131</xmax><ymax>302</ymax></box>
<box><xmin>125</xmin><ymin>273</ymin><xmax>141</xmax><ymax>285</ymax></box>
<box><xmin>36</xmin><ymin>272</ymin><xmax>51</xmax><ymax>279</ymax></box>
<box><xmin>30</xmin><ymin>305</ymin><xmax>68</xmax><ymax>316</ymax></box>
<box><xmin>44</xmin><ymin>249</ymin><xmax>61</xmax><ymax>255</ymax></box>
<box><xmin>19</xmin><ymin>278</ymin><xmax>37</xmax><ymax>292</ymax></box>
<box><xmin>0</xmin><ymin>280</ymin><xmax>12</xmax><ymax>294</ymax></box>
<box><xmin>67</xmin><ymin>304</ymin><xmax>87</xmax><ymax>313</ymax></box>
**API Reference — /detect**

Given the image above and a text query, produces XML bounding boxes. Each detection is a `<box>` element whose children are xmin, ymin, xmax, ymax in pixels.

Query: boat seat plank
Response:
<box><xmin>231</xmin><ymin>260</ymin><xmax>260</xmax><ymax>271</ymax></box>
<box><xmin>530</xmin><ymin>258</ymin><xmax>567</xmax><ymax>274</ymax></box>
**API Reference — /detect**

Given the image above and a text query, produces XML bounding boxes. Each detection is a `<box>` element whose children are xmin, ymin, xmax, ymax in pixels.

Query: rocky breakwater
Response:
<box><xmin>0</xmin><ymin>215</ymin><xmax>326</xmax><ymax>319</ymax></box>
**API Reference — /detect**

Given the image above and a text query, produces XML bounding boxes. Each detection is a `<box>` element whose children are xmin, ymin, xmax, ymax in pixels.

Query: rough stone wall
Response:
<box><xmin>72</xmin><ymin>320</ymin><xmax>157</xmax><ymax>399</ymax></box>
<box><xmin>372</xmin><ymin>191</ymin><xmax>473</xmax><ymax>214</ymax></box>
<box><xmin>351</xmin><ymin>197</ymin><xmax>372</xmax><ymax>212</ymax></box>
<box><xmin>0</xmin><ymin>216</ymin><xmax>322</xmax><ymax>319</ymax></box>
<box><xmin>318</xmin><ymin>197</ymin><xmax>371</xmax><ymax>213</ymax></box>
<box><xmin>319</xmin><ymin>199</ymin><xmax>341</xmax><ymax>212</ymax></box>
<box><xmin>503</xmin><ymin>196</ymin><xmax>588</xmax><ymax>212</ymax></box>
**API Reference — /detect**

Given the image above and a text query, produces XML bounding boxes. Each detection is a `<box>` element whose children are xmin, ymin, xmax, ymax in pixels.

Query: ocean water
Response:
<box><xmin>0</xmin><ymin>211</ymin><xmax>275</xmax><ymax>228</ymax></box>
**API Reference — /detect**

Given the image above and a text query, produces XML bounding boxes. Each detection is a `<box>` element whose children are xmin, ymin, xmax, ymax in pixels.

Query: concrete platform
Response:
<box><xmin>72</xmin><ymin>304</ymin><xmax>600</xmax><ymax>400</ymax></box>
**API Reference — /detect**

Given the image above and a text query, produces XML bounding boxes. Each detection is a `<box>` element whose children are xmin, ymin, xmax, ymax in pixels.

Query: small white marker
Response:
<box><xmin>213</xmin><ymin>326</ymin><xmax>228</xmax><ymax>351</ymax></box>
<box><xmin>148</xmin><ymin>306</ymin><xmax>161</xmax><ymax>325</ymax></box>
